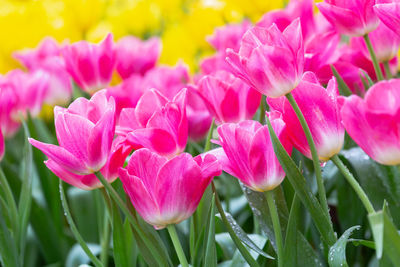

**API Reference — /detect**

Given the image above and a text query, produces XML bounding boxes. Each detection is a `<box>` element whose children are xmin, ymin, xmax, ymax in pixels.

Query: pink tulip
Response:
<box><xmin>207</xmin><ymin>21</ymin><xmax>251</xmax><ymax>53</ymax></box>
<box><xmin>45</xmin><ymin>137</ymin><xmax>131</xmax><ymax>190</ymax></box>
<box><xmin>197</xmin><ymin>70</ymin><xmax>261</xmax><ymax>124</ymax></box>
<box><xmin>374</xmin><ymin>0</ymin><xmax>400</xmax><ymax>36</ymax></box>
<box><xmin>210</xmin><ymin>118</ymin><xmax>291</xmax><ymax>192</ymax></box>
<box><xmin>141</xmin><ymin>64</ymin><xmax>189</xmax><ymax>100</ymax></box>
<box><xmin>340</xmin><ymin>79</ymin><xmax>400</xmax><ymax>165</ymax></box>
<box><xmin>117</xmin><ymin>88</ymin><xmax>188</xmax><ymax>157</ymax></box>
<box><xmin>5</xmin><ymin>69</ymin><xmax>49</xmax><ymax>117</ymax></box>
<box><xmin>317</xmin><ymin>0</ymin><xmax>379</xmax><ymax>36</ymax></box>
<box><xmin>226</xmin><ymin>19</ymin><xmax>304</xmax><ymax>98</ymax></box>
<box><xmin>0</xmin><ymin>129</ymin><xmax>4</xmax><ymax>161</ymax></box>
<box><xmin>14</xmin><ymin>39</ymin><xmax>72</xmax><ymax>106</ymax></box>
<box><xmin>14</xmin><ymin>37</ymin><xmax>62</xmax><ymax>70</ymax></box>
<box><xmin>115</xmin><ymin>36</ymin><xmax>161</xmax><ymax>79</ymax></box>
<box><xmin>0</xmin><ymin>78</ymin><xmax>20</xmax><ymax>137</ymax></box>
<box><xmin>268</xmin><ymin>72</ymin><xmax>344</xmax><ymax>161</ymax></box>
<box><xmin>63</xmin><ymin>34</ymin><xmax>116</xmax><ymax>94</ymax></box>
<box><xmin>351</xmin><ymin>23</ymin><xmax>400</xmax><ymax>63</ymax></box>
<box><xmin>186</xmin><ymin>85</ymin><xmax>212</xmax><ymax>141</ymax></box>
<box><xmin>119</xmin><ymin>148</ymin><xmax>221</xmax><ymax>229</ymax></box>
<box><xmin>200</xmin><ymin>53</ymin><xmax>233</xmax><ymax>75</ymax></box>
<box><xmin>29</xmin><ymin>90</ymin><xmax>116</xmax><ymax>175</ymax></box>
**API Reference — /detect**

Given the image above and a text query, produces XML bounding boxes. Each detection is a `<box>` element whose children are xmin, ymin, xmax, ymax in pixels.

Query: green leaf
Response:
<box><xmin>216</xmin><ymin>212</ymin><xmax>274</xmax><ymax>260</ymax></box>
<box><xmin>266</xmin><ymin>118</ymin><xmax>337</xmax><ymax>247</ymax></box>
<box><xmin>65</xmin><ymin>243</ymin><xmax>101</xmax><ymax>267</ymax></box>
<box><xmin>0</xmin><ymin>209</ymin><xmax>19</xmax><ymax>267</ymax></box>
<box><xmin>204</xmin><ymin>194</ymin><xmax>217</xmax><ymax>267</ymax></box>
<box><xmin>368</xmin><ymin>209</ymin><xmax>400</xmax><ymax>265</ymax></box>
<box><xmin>112</xmin><ymin>198</ymin><xmax>129</xmax><ymax>267</ymax></box>
<box><xmin>330</xmin><ymin>65</ymin><xmax>352</xmax><ymax>96</ymax></box>
<box><xmin>348</xmin><ymin>239</ymin><xmax>375</xmax><ymax>249</ymax></box>
<box><xmin>283</xmin><ymin>194</ymin><xmax>299</xmax><ymax>267</ymax></box>
<box><xmin>328</xmin><ymin>225</ymin><xmax>361</xmax><ymax>267</ymax></box>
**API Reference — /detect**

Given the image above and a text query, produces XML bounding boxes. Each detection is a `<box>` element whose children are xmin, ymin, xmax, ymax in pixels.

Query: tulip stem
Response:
<box><xmin>212</xmin><ymin>182</ymin><xmax>261</xmax><ymax>267</ymax></box>
<box><xmin>59</xmin><ymin>181</ymin><xmax>103</xmax><ymax>267</ymax></box>
<box><xmin>285</xmin><ymin>93</ymin><xmax>331</xmax><ymax>223</ymax></box>
<box><xmin>258</xmin><ymin>95</ymin><xmax>267</xmax><ymax>124</ymax></box>
<box><xmin>167</xmin><ymin>225</ymin><xmax>189</xmax><ymax>267</ymax></box>
<box><xmin>204</xmin><ymin>119</ymin><xmax>215</xmax><ymax>152</ymax></box>
<box><xmin>266</xmin><ymin>190</ymin><xmax>283</xmax><ymax>267</ymax></box>
<box><xmin>100</xmin><ymin>188</ymin><xmax>111</xmax><ymax>267</ymax></box>
<box><xmin>383</xmin><ymin>61</ymin><xmax>392</xmax><ymax>79</ymax></box>
<box><xmin>331</xmin><ymin>155</ymin><xmax>375</xmax><ymax>214</ymax></box>
<box><xmin>363</xmin><ymin>34</ymin><xmax>384</xmax><ymax>81</ymax></box>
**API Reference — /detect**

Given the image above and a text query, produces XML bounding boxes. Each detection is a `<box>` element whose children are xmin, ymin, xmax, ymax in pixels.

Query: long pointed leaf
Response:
<box><xmin>328</xmin><ymin>226</ymin><xmax>361</xmax><ymax>267</ymax></box>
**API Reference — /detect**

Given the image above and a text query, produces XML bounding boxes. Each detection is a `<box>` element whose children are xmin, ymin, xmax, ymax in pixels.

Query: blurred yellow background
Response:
<box><xmin>0</xmin><ymin>0</ymin><xmax>283</xmax><ymax>73</ymax></box>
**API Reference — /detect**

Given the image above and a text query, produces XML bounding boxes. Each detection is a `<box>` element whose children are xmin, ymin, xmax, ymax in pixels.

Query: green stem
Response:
<box><xmin>59</xmin><ymin>181</ymin><xmax>103</xmax><ymax>267</ymax></box>
<box><xmin>167</xmin><ymin>225</ymin><xmax>189</xmax><ymax>267</ymax></box>
<box><xmin>363</xmin><ymin>34</ymin><xmax>384</xmax><ymax>81</ymax></box>
<box><xmin>266</xmin><ymin>190</ymin><xmax>283</xmax><ymax>267</ymax></box>
<box><xmin>285</xmin><ymin>93</ymin><xmax>331</xmax><ymax>222</ymax></box>
<box><xmin>100</xmin><ymin>188</ymin><xmax>111</xmax><ymax>267</ymax></box>
<box><xmin>331</xmin><ymin>155</ymin><xmax>375</xmax><ymax>214</ymax></box>
<box><xmin>258</xmin><ymin>95</ymin><xmax>266</xmax><ymax>124</ymax></box>
<box><xmin>383</xmin><ymin>61</ymin><xmax>392</xmax><ymax>79</ymax></box>
<box><xmin>212</xmin><ymin>182</ymin><xmax>260</xmax><ymax>267</ymax></box>
<box><xmin>204</xmin><ymin>119</ymin><xmax>215</xmax><ymax>152</ymax></box>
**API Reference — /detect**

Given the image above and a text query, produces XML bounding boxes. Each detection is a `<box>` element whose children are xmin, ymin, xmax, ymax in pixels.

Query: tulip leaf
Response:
<box><xmin>283</xmin><ymin>194</ymin><xmax>299</xmax><ymax>267</ymax></box>
<box><xmin>112</xmin><ymin>198</ymin><xmax>129</xmax><ymax>267</ymax></box>
<box><xmin>0</xmin><ymin>205</ymin><xmax>19</xmax><ymax>267</ymax></box>
<box><xmin>348</xmin><ymin>239</ymin><xmax>375</xmax><ymax>249</ymax></box>
<box><xmin>328</xmin><ymin>225</ymin><xmax>361</xmax><ymax>267</ymax></box>
<box><xmin>330</xmin><ymin>65</ymin><xmax>352</xmax><ymax>96</ymax></box>
<box><xmin>266</xmin><ymin>118</ymin><xmax>337</xmax><ymax>247</ymax></box>
<box><xmin>204</xmin><ymin>194</ymin><xmax>217</xmax><ymax>267</ymax></box>
<box><xmin>368</xmin><ymin>209</ymin><xmax>400</xmax><ymax>265</ymax></box>
<box><xmin>215</xmin><ymin>212</ymin><xmax>274</xmax><ymax>260</ymax></box>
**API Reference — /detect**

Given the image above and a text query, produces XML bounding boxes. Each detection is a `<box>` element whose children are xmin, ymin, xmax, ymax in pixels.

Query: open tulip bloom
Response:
<box><xmin>3</xmin><ymin>0</ymin><xmax>400</xmax><ymax>266</ymax></box>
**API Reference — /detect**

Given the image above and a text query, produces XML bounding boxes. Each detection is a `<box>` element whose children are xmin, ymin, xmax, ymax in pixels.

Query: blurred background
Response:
<box><xmin>0</xmin><ymin>0</ymin><xmax>284</xmax><ymax>73</ymax></box>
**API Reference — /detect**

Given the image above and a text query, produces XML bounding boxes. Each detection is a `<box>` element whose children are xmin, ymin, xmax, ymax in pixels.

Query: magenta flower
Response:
<box><xmin>0</xmin><ymin>128</ymin><xmax>4</xmax><ymax>162</ymax></box>
<box><xmin>0</xmin><ymin>77</ymin><xmax>21</xmax><ymax>137</ymax></box>
<box><xmin>317</xmin><ymin>0</ymin><xmax>379</xmax><ymax>36</ymax></box>
<box><xmin>44</xmin><ymin>137</ymin><xmax>131</xmax><ymax>190</ymax></box>
<box><xmin>117</xmin><ymin>88</ymin><xmax>188</xmax><ymax>157</ymax></box>
<box><xmin>207</xmin><ymin>21</ymin><xmax>251</xmax><ymax>53</ymax></box>
<box><xmin>63</xmin><ymin>34</ymin><xmax>116</xmax><ymax>94</ymax></box>
<box><xmin>268</xmin><ymin>72</ymin><xmax>344</xmax><ymax>161</ymax></box>
<box><xmin>197</xmin><ymin>70</ymin><xmax>261</xmax><ymax>124</ymax></box>
<box><xmin>351</xmin><ymin>23</ymin><xmax>400</xmax><ymax>63</ymax></box>
<box><xmin>340</xmin><ymin>79</ymin><xmax>400</xmax><ymax>165</ymax></box>
<box><xmin>374</xmin><ymin>0</ymin><xmax>400</xmax><ymax>36</ymax></box>
<box><xmin>119</xmin><ymin>148</ymin><xmax>221</xmax><ymax>229</ymax></box>
<box><xmin>226</xmin><ymin>19</ymin><xmax>304</xmax><ymax>98</ymax></box>
<box><xmin>29</xmin><ymin>90</ymin><xmax>116</xmax><ymax>176</ymax></box>
<box><xmin>186</xmin><ymin>85</ymin><xmax>212</xmax><ymax>141</ymax></box>
<box><xmin>115</xmin><ymin>36</ymin><xmax>161</xmax><ymax>79</ymax></box>
<box><xmin>210</xmin><ymin>118</ymin><xmax>292</xmax><ymax>192</ymax></box>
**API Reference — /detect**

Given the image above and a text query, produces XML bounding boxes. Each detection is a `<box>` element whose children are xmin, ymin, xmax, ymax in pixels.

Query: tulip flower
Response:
<box><xmin>197</xmin><ymin>70</ymin><xmax>261</xmax><ymax>124</ymax></box>
<box><xmin>186</xmin><ymin>85</ymin><xmax>212</xmax><ymax>141</ymax></box>
<box><xmin>0</xmin><ymin>129</ymin><xmax>4</xmax><ymax>161</ymax></box>
<box><xmin>0</xmin><ymin>77</ymin><xmax>21</xmax><ymax>137</ymax></box>
<box><xmin>29</xmin><ymin>90</ymin><xmax>116</xmax><ymax>176</ymax></box>
<box><xmin>44</xmin><ymin>137</ymin><xmax>131</xmax><ymax>190</ymax></box>
<box><xmin>115</xmin><ymin>36</ymin><xmax>161</xmax><ymax>79</ymax></box>
<box><xmin>117</xmin><ymin>88</ymin><xmax>188</xmax><ymax>157</ymax></box>
<box><xmin>119</xmin><ymin>148</ymin><xmax>221</xmax><ymax>229</ymax></box>
<box><xmin>340</xmin><ymin>79</ymin><xmax>400</xmax><ymax>165</ymax></box>
<box><xmin>63</xmin><ymin>34</ymin><xmax>116</xmax><ymax>94</ymax></box>
<box><xmin>210</xmin><ymin>118</ymin><xmax>292</xmax><ymax>192</ymax></box>
<box><xmin>374</xmin><ymin>0</ymin><xmax>400</xmax><ymax>36</ymax></box>
<box><xmin>351</xmin><ymin>23</ymin><xmax>400</xmax><ymax>63</ymax></box>
<box><xmin>226</xmin><ymin>19</ymin><xmax>304</xmax><ymax>98</ymax></box>
<box><xmin>207</xmin><ymin>21</ymin><xmax>251</xmax><ymax>53</ymax></box>
<box><xmin>317</xmin><ymin>0</ymin><xmax>379</xmax><ymax>36</ymax></box>
<box><xmin>268</xmin><ymin>72</ymin><xmax>344</xmax><ymax>161</ymax></box>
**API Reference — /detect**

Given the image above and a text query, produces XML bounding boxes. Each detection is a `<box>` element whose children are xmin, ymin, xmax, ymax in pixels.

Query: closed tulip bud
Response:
<box><xmin>210</xmin><ymin>118</ymin><xmax>292</xmax><ymax>192</ymax></box>
<box><xmin>119</xmin><ymin>148</ymin><xmax>221</xmax><ymax>229</ymax></box>
<box><xmin>268</xmin><ymin>72</ymin><xmax>345</xmax><ymax>161</ymax></box>
<box><xmin>197</xmin><ymin>70</ymin><xmax>261</xmax><ymax>124</ymax></box>
<box><xmin>226</xmin><ymin>19</ymin><xmax>304</xmax><ymax>98</ymax></box>
<box><xmin>29</xmin><ymin>90</ymin><xmax>116</xmax><ymax>176</ymax></box>
<box><xmin>63</xmin><ymin>34</ymin><xmax>116</xmax><ymax>94</ymax></box>
<box><xmin>340</xmin><ymin>79</ymin><xmax>400</xmax><ymax>165</ymax></box>
<box><xmin>317</xmin><ymin>0</ymin><xmax>379</xmax><ymax>36</ymax></box>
